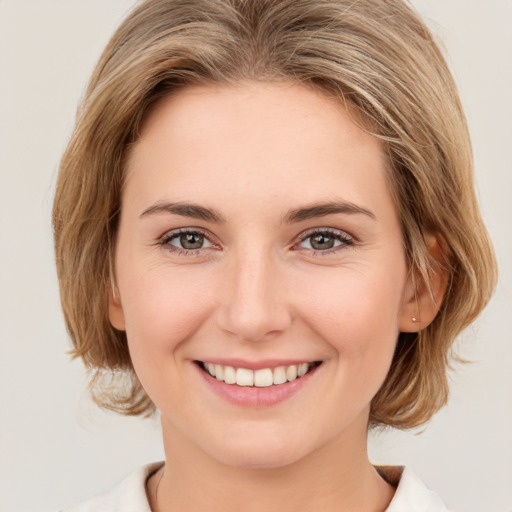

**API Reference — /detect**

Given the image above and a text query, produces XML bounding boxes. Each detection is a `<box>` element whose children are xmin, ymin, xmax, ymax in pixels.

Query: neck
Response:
<box><xmin>148</xmin><ymin>415</ymin><xmax>395</xmax><ymax>512</ymax></box>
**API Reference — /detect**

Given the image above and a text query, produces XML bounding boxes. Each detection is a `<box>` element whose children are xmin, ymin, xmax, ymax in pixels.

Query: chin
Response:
<box><xmin>204</xmin><ymin>430</ymin><xmax>313</xmax><ymax>469</ymax></box>
<box><xmin>216</xmin><ymin>448</ymin><xmax>304</xmax><ymax>470</ymax></box>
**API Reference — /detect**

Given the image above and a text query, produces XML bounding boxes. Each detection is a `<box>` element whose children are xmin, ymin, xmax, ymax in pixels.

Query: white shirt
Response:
<box><xmin>61</xmin><ymin>462</ymin><xmax>450</xmax><ymax>512</ymax></box>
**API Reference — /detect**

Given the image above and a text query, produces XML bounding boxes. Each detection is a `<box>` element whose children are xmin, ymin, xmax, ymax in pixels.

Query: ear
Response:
<box><xmin>399</xmin><ymin>234</ymin><xmax>450</xmax><ymax>333</ymax></box>
<box><xmin>107</xmin><ymin>283</ymin><xmax>126</xmax><ymax>331</ymax></box>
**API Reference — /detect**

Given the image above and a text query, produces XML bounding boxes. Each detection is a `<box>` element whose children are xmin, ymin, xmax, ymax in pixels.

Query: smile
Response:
<box><xmin>198</xmin><ymin>361</ymin><xmax>322</xmax><ymax>387</ymax></box>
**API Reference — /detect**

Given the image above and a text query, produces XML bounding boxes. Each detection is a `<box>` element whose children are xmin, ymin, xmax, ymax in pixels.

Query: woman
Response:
<box><xmin>53</xmin><ymin>0</ymin><xmax>497</xmax><ymax>510</ymax></box>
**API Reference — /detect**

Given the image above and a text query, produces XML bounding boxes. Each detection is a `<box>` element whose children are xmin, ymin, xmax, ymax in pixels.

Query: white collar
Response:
<box><xmin>378</xmin><ymin>465</ymin><xmax>450</xmax><ymax>511</ymax></box>
<box><xmin>63</xmin><ymin>462</ymin><xmax>450</xmax><ymax>512</ymax></box>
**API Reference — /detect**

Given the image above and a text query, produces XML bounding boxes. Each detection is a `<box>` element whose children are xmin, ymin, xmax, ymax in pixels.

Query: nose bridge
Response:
<box><xmin>217</xmin><ymin>244</ymin><xmax>291</xmax><ymax>342</ymax></box>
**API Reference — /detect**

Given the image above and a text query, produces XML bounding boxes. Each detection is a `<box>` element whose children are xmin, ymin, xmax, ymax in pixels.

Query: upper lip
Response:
<box><xmin>195</xmin><ymin>358</ymin><xmax>321</xmax><ymax>370</ymax></box>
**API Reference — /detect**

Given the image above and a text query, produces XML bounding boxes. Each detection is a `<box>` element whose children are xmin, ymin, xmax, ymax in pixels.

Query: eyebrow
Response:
<box><xmin>140</xmin><ymin>202</ymin><xmax>226</xmax><ymax>223</ymax></box>
<box><xmin>140</xmin><ymin>200</ymin><xmax>376</xmax><ymax>224</ymax></box>
<box><xmin>282</xmin><ymin>201</ymin><xmax>376</xmax><ymax>223</ymax></box>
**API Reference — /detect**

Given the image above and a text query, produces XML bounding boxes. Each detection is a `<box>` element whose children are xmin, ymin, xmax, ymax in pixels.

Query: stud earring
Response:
<box><xmin>412</xmin><ymin>317</ymin><xmax>419</xmax><ymax>322</ymax></box>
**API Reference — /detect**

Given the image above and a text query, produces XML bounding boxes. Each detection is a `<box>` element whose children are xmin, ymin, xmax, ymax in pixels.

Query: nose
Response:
<box><xmin>215</xmin><ymin>248</ymin><xmax>292</xmax><ymax>343</ymax></box>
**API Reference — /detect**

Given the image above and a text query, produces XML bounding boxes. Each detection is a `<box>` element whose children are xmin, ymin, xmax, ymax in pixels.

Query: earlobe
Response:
<box><xmin>399</xmin><ymin>234</ymin><xmax>450</xmax><ymax>333</ymax></box>
<box><xmin>108</xmin><ymin>283</ymin><xmax>126</xmax><ymax>331</ymax></box>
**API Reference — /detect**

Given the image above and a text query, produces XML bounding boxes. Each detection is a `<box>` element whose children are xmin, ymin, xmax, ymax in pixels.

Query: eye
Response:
<box><xmin>160</xmin><ymin>229</ymin><xmax>215</xmax><ymax>252</ymax></box>
<box><xmin>297</xmin><ymin>229</ymin><xmax>353</xmax><ymax>253</ymax></box>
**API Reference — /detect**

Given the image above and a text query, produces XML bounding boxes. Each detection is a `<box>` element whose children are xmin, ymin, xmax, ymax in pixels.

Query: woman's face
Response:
<box><xmin>110</xmin><ymin>82</ymin><xmax>415</xmax><ymax>468</ymax></box>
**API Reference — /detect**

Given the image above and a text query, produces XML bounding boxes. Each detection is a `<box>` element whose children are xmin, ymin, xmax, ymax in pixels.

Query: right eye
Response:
<box><xmin>160</xmin><ymin>228</ymin><xmax>216</xmax><ymax>254</ymax></box>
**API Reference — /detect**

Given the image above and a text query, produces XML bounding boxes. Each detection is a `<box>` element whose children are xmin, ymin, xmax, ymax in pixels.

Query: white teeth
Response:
<box><xmin>273</xmin><ymin>366</ymin><xmax>287</xmax><ymax>385</ymax></box>
<box><xmin>202</xmin><ymin>361</ymin><xmax>317</xmax><ymax>387</ymax></box>
<box><xmin>223</xmin><ymin>365</ymin><xmax>236</xmax><ymax>384</ymax></box>
<box><xmin>214</xmin><ymin>364</ymin><xmax>224</xmax><ymax>381</ymax></box>
<box><xmin>286</xmin><ymin>365</ymin><xmax>298</xmax><ymax>381</ymax></box>
<box><xmin>254</xmin><ymin>368</ymin><xmax>273</xmax><ymax>387</ymax></box>
<box><xmin>298</xmin><ymin>362</ymin><xmax>308</xmax><ymax>377</ymax></box>
<box><xmin>236</xmin><ymin>368</ymin><xmax>254</xmax><ymax>386</ymax></box>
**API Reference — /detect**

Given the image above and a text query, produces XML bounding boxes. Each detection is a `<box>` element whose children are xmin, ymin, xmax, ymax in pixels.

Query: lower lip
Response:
<box><xmin>195</xmin><ymin>363</ymin><xmax>321</xmax><ymax>407</ymax></box>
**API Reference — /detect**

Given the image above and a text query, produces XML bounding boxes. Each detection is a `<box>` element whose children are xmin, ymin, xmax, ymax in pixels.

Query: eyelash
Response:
<box><xmin>158</xmin><ymin>227</ymin><xmax>355</xmax><ymax>256</ymax></box>
<box><xmin>296</xmin><ymin>228</ymin><xmax>355</xmax><ymax>256</ymax></box>
<box><xmin>159</xmin><ymin>228</ymin><xmax>215</xmax><ymax>257</ymax></box>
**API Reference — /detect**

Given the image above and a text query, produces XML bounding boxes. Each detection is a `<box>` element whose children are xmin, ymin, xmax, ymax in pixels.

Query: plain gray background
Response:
<box><xmin>0</xmin><ymin>1</ymin><xmax>511</xmax><ymax>511</ymax></box>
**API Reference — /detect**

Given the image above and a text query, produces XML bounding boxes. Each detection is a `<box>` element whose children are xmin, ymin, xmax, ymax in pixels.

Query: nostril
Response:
<box><xmin>214</xmin><ymin>280</ymin><xmax>292</xmax><ymax>343</ymax></box>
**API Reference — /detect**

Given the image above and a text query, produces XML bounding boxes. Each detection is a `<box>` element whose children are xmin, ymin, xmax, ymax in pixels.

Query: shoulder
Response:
<box><xmin>60</xmin><ymin>461</ymin><xmax>164</xmax><ymax>512</ymax></box>
<box><xmin>378</xmin><ymin>466</ymin><xmax>452</xmax><ymax>512</ymax></box>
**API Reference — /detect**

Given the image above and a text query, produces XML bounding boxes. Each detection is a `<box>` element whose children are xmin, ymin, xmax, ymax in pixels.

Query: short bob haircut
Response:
<box><xmin>53</xmin><ymin>0</ymin><xmax>497</xmax><ymax>428</ymax></box>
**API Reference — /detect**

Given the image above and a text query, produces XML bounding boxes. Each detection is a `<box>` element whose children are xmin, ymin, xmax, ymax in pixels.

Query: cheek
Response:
<box><xmin>117</xmin><ymin>265</ymin><xmax>220</xmax><ymax>409</ymax></box>
<box><xmin>118</xmin><ymin>265</ymin><xmax>216</xmax><ymax>358</ymax></box>
<box><xmin>296</xmin><ymin>265</ymin><xmax>404</xmax><ymax>361</ymax></box>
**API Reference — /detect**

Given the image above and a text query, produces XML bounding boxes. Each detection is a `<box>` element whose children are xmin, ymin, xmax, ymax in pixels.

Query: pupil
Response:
<box><xmin>180</xmin><ymin>233</ymin><xmax>203</xmax><ymax>249</ymax></box>
<box><xmin>311</xmin><ymin>233</ymin><xmax>334</xmax><ymax>250</ymax></box>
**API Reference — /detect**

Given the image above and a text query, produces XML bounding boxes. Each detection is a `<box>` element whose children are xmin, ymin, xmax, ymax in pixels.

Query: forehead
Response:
<box><xmin>124</xmin><ymin>81</ymin><xmax>393</xmax><ymax>220</ymax></box>
<box><xmin>131</xmin><ymin>81</ymin><xmax>380</xmax><ymax>162</ymax></box>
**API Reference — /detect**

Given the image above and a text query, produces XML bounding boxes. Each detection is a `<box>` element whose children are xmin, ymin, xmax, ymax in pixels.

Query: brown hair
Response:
<box><xmin>53</xmin><ymin>0</ymin><xmax>497</xmax><ymax>426</ymax></box>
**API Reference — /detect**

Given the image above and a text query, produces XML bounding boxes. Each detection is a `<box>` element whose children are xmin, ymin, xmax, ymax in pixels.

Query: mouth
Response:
<box><xmin>196</xmin><ymin>360</ymin><xmax>323</xmax><ymax>388</ymax></box>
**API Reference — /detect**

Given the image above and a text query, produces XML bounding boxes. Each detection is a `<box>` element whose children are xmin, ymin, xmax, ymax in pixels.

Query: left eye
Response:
<box><xmin>165</xmin><ymin>231</ymin><xmax>214</xmax><ymax>250</ymax></box>
<box><xmin>298</xmin><ymin>230</ymin><xmax>352</xmax><ymax>251</ymax></box>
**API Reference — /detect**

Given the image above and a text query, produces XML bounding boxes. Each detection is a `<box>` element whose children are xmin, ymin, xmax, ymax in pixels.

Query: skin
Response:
<box><xmin>109</xmin><ymin>82</ymin><xmax>443</xmax><ymax>512</ymax></box>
